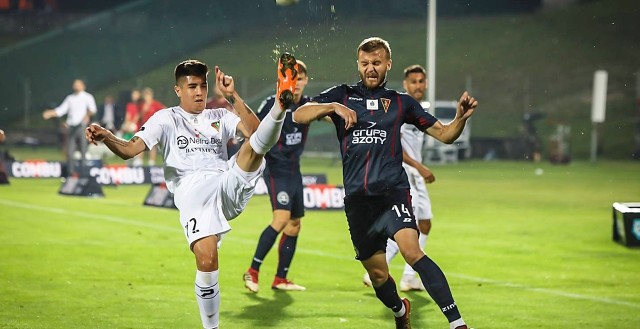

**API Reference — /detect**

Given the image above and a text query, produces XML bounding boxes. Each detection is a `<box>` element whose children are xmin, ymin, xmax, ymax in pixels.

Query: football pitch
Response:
<box><xmin>1</xmin><ymin>159</ymin><xmax>639</xmax><ymax>328</ymax></box>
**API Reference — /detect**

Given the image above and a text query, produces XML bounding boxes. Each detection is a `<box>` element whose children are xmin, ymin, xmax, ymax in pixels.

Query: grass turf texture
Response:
<box><xmin>1</xmin><ymin>159</ymin><xmax>639</xmax><ymax>328</ymax></box>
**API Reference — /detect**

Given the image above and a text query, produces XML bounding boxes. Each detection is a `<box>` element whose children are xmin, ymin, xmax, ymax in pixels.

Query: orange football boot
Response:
<box><xmin>276</xmin><ymin>52</ymin><xmax>299</xmax><ymax>110</ymax></box>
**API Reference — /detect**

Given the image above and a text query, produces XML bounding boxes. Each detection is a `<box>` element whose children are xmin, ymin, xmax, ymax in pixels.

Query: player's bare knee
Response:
<box><xmin>194</xmin><ymin>253</ymin><xmax>218</xmax><ymax>272</ymax></box>
<box><xmin>367</xmin><ymin>268</ymin><xmax>389</xmax><ymax>287</ymax></box>
<box><xmin>399</xmin><ymin>246</ymin><xmax>425</xmax><ymax>266</ymax></box>
<box><xmin>284</xmin><ymin>219</ymin><xmax>301</xmax><ymax>236</ymax></box>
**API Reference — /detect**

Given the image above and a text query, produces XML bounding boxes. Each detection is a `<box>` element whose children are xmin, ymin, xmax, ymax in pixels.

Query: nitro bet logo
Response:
<box><xmin>176</xmin><ymin>135</ymin><xmax>223</xmax><ymax>154</ymax></box>
<box><xmin>352</xmin><ymin>121</ymin><xmax>387</xmax><ymax>145</ymax></box>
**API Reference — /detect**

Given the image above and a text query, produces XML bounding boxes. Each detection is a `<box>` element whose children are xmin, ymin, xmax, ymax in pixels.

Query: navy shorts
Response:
<box><xmin>264</xmin><ymin>169</ymin><xmax>305</xmax><ymax>219</ymax></box>
<box><xmin>344</xmin><ymin>189</ymin><xmax>418</xmax><ymax>261</ymax></box>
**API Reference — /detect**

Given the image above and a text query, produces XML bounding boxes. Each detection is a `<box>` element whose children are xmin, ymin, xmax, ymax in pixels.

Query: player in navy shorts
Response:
<box><xmin>244</xmin><ymin>61</ymin><xmax>311</xmax><ymax>292</ymax></box>
<box><xmin>293</xmin><ymin>37</ymin><xmax>477</xmax><ymax>329</ymax></box>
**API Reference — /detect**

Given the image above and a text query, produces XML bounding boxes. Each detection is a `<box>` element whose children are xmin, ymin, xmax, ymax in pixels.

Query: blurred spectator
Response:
<box><xmin>42</xmin><ymin>79</ymin><xmax>97</xmax><ymax>176</ymax></box>
<box><xmin>121</xmin><ymin>89</ymin><xmax>141</xmax><ymax>140</ymax></box>
<box><xmin>140</xmin><ymin>87</ymin><xmax>165</xmax><ymax>126</ymax></box>
<box><xmin>136</xmin><ymin>87</ymin><xmax>165</xmax><ymax>166</ymax></box>
<box><xmin>98</xmin><ymin>95</ymin><xmax>117</xmax><ymax>132</ymax></box>
<box><xmin>0</xmin><ymin>0</ymin><xmax>9</xmax><ymax>11</ymax></box>
<box><xmin>18</xmin><ymin>0</ymin><xmax>33</xmax><ymax>11</ymax></box>
<box><xmin>0</xmin><ymin>129</ymin><xmax>5</xmax><ymax>143</ymax></box>
<box><xmin>206</xmin><ymin>84</ymin><xmax>233</xmax><ymax>111</ymax></box>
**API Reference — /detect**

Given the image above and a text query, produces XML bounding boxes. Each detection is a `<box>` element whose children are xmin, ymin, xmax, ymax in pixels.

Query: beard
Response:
<box><xmin>360</xmin><ymin>69</ymin><xmax>386</xmax><ymax>89</ymax></box>
<box><xmin>411</xmin><ymin>90</ymin><xmax>424</xmax><ymax>100</ymax></box>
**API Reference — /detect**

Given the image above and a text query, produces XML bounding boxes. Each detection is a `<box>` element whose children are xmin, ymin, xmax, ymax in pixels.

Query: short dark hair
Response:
<box><xmin>404</xmin><ymin>64</ymin><xmax>426</xmax><ymax>78</ymax></box>
<box><xmin>174</xmin><ymin>59</ymin><xmax>209</xmax><ymax>84</ymax></box>
<box><xmin>357</xmin><ymin>37</ymin><xmax>392</xmax><ymax>59</ymax></box>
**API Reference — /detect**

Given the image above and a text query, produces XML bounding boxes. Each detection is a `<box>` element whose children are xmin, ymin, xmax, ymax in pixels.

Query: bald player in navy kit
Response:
<box><xmin>293</xmin><ymin>37</ymin><xmax>476</xmax><ymax>329</ymax></box>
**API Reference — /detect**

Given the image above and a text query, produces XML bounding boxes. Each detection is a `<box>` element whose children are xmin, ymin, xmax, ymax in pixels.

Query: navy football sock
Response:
<box><xmin>250</xmin><ymin>225</ymin><xmax>279</xmax><ymax>271</ymax></box>
<box><xmin>373</xmin><ymin>275</ymin><xmax>404</xmax><ymax>313</ymax></box>
<box><xmin>276</xmin><ymin>233</ymin><xmax>298</xmax><ymax>278</ymax></box>
<box><xmin>412</xmin><ymin>255</ymin><xmax>462</xmax><ymax>322</ymax></box>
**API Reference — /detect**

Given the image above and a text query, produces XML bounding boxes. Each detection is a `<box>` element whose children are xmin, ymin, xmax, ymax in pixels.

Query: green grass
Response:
<box><xmin>1</xmin><ymin>159</ymin><xmax>640</xmax><ymax>328</ymax></box>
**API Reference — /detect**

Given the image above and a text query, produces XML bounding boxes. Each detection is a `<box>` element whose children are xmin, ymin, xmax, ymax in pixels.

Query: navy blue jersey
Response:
<box><xmin>257</xmin><ymin>95</ymin><xmax>311</xmax><ymax>176</ymax></box>
<box><xmin>312</xmin><ymin>82</ymin><xmax>437</xmax><ymax>196</ymax></box>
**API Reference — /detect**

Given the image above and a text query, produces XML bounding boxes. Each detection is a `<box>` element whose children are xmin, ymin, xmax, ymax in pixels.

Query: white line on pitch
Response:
<box><xmin>1</xmin><ymin>198</ymin><xmax>639</xmax><ymax>309</ymax></box>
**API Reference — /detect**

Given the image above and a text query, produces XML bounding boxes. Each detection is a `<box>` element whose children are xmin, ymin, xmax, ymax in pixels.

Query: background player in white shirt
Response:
<box><xmin>363</xmin><ymin>64</ymin><xmax>437</xmax><ymax>292</ymax></box>
<box><xmin>43</xmin><ymin>79</ymin><xmax>97</xmax><ymax>175</ymax></box>
<box><xmin>85</xmin><ymin>54</ymin><xmax>307</xmax><ymax>329</ymax></box>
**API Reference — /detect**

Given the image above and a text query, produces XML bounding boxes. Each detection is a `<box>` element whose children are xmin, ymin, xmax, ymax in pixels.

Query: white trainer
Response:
<box><xmin>400</xmin><ymin>275</ymin><xmax>425</xmax><ymax>292</ymax></box>
<box><xmin>362</xmin><ymin>272</ymin><xmax>372</xmax><ymax>287</ymax></box>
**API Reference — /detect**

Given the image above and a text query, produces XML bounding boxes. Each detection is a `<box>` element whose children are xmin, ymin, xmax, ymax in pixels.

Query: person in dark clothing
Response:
<box><xmin>244</xmin><ymin>61</ymin><xmax>312</xmax><ymax>292</ymax></box>
<box><xmin>293</xmin><ymin>37</ymin><xmax>477</xmax><ymax>329</ymax></box>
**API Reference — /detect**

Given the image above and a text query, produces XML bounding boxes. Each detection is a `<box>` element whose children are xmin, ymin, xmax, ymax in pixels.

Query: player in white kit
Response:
<box><xmin>363</xmin><ymin>64</ymin><xmax>436</xmax><ymax>292</ymax></box>
<box><xmin>85</xmin><ymin>54</ymin><xmax>304</xmax><ymax>329</ymax></box>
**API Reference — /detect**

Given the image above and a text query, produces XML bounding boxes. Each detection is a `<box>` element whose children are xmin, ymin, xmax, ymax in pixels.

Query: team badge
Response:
<box><xmin>277</xmin><ymin>191</ymin><xmax>290</xmax><ymax>205</ymax></box>
<box><xmin>381</xmin><ymin>98</ymin><xmax>391</xmax><ymax>113</ymax></box>
<box><xmin>211</xmin><ymin>121</ymin><xmax>220</xmax><ymax>131</ymax></box>
<box><xmin>366</xmin><ymin>99</ymin><xmax>379</xmax><ymax>111</ymax></box>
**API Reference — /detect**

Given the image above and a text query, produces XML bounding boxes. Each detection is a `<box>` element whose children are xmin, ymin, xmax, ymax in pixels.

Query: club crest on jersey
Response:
<box><xmin>211</xmin><ymin>121</ymin><xmax>220</xmax><ymax>131</ymax></box>
<box><xmin>381</xmin><ymin>98</ymin><xmax>391</xmax><ymax>113</ymax></box>
<box><xmin>366</xmin><ymin>99</ymin><xmax>379</xmax><ymax>111</ymax></box>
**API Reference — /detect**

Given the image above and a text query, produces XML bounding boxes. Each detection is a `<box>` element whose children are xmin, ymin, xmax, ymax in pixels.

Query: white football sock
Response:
<box><xmin>249</xmin><ymin>102</ymin><xmax>285</xmax><ymax>155</ymax></box>
<box><xmin>402</xmin><ymin>233</ymin><xmax>428</xmax><ymax>278</ymax></box>
<box><xmin>419</xmin><ymin>232</ymin><xmax>428</xmax><ymax>249</ymax></box>
<box><xmin>195</xmin><ymin>270</ymin><xmax>220</xmax><ymax>329</ymax></box>
<box><xmin>385</xmin><ymin>239</ymin><xmax>399</xmax><ymax>264</ymax></box>
<box><xmin>450</xmin><ymin>318</ymin><xmax>466</xmax><ymax>329</ymax></box>
<box><xmin>392</xmin><ymin>302</ymin><xmax>406</xmax><ymax>318</ymax></box>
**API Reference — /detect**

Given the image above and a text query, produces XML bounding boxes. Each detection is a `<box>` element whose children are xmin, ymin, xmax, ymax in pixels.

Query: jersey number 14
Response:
<box><xmin>392</xmin><ymin>204</ymin><xmax>413</xmax><ymax>222</ymax></box>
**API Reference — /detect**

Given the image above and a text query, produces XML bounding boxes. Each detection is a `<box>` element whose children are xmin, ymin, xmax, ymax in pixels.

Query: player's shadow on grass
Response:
<box><xmin>236</xmin><ymin>292</ymin><xmax>294</xmax><ymax>327</ymax></box>
<box><xmin>404</xmin><ymin>290</ymin><xmax>432</xmax><ymax>324</ymax></box>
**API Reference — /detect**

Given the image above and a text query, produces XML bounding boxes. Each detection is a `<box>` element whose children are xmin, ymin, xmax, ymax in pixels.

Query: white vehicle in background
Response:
<box><xmin>422</xmin><ymin>100</ymin><xmax>471</xmax><ymax>164</ymax></box>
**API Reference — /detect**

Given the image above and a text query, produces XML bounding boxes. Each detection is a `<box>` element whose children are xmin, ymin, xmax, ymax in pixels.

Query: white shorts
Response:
<box><xmin>403</xmin><ymin>164</ymin><xmax>433</xmax><ymax>220</ymax></box>
<box><xmin>173</xmin><ymin>157</ymin><xmax>265</xmax><ymax>248</ymax></box>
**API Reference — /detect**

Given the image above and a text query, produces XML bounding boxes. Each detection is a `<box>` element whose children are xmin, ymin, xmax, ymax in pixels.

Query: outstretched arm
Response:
<box><xmin>293</xmin><ymin>102</ymin><xmax>357</xmax><ymax>129</ymax></box>
<box><xmin>215</xmin><ymin>66</ymin><xmax>259</xmax><ymax>138</ymax></box>
<box><xmin>426</xmin><ymin>91</ymin><xmax>477</xmax><ymax>144</ymax></box>
<box><xmin>86</xmin><ymin>123</ymin><xmax>147</xmax><ymax>160</ymax></box>
<box><xmin>402</xmin><ymin>150</ymin><xmax>435</xmax><ymax>183</ymax></box>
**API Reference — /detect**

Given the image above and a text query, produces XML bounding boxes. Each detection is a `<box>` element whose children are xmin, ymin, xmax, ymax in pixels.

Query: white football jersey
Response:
<box><xmin>135</xmin><ymin>106</ymin><xmax>241</xmax><ymax>193</ymax></box>
<box><xmin>400</xmin><ymin>101</ymin><xmax>428</xmax><ymax>162</ymax></box>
